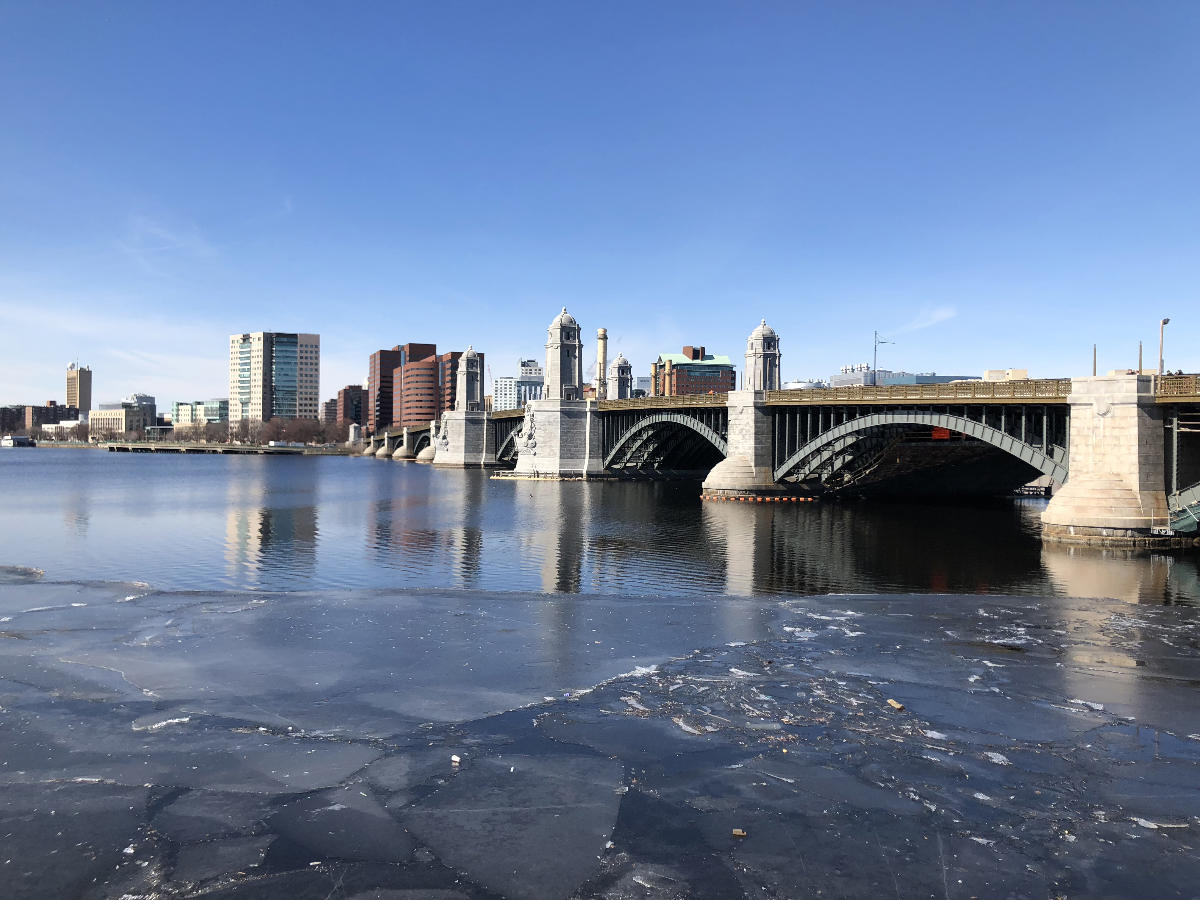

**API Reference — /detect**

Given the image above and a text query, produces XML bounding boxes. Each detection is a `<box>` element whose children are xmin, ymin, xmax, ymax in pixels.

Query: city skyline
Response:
<box><xmin>2</xmin><ymin>3</ymin><xmax>1197</xmax><ymax>404</ymax></box>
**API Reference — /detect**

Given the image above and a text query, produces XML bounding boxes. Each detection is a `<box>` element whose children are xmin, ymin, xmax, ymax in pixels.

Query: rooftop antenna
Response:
<box><xmin>873</xmin><ymin>331</ymin><xmax>893</xmax><ymax>387</ymax></box>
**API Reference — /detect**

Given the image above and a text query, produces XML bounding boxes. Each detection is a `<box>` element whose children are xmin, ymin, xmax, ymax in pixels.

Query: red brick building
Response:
<box><xmin>651</xmin><ymin>346</ymin><xmax>736</xmax><ymax>396</ymax></box>
<box><xmin>370</xmin><ymin>344</ymin><xmax>484</xmax><ymax>432</ymax></box>
<box><xmin>336</xmin><ymin>384</ymin><xmax>366</xmax><ymax>425</ymax></box>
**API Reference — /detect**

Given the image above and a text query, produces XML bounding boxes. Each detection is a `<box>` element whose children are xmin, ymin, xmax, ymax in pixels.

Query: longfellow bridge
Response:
<box><xmin>363</xmin><ymin>312</ymin><xmax>1200</xmax><ymax>546</ymax></box>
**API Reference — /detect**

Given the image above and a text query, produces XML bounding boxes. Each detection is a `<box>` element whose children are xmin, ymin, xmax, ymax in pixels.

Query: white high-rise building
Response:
<box><xmin>493</xmin><ymin>376</ymin><xmax>519</xmax><ymax>411</ymax></box>
<box><xmin>229</xmin><ymin>332</ymin><xmax>320</xmax><ymax>423</ymax></box>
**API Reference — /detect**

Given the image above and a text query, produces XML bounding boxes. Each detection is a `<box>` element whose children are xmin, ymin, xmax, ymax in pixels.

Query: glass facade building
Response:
<box><xmin>228</xmin><ymin>332</ymin><xmax>320</xmax><ymax>423</ymax></box>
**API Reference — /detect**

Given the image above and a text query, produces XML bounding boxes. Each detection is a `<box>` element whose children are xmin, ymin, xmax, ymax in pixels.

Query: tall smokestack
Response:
<box><xmin>596</xmin><ymin>328</ymin><xmax>608</xmax><ymax>400</ymax></box>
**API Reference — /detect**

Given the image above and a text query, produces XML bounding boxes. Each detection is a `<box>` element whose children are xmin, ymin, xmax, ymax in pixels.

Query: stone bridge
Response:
<box><xmin>361</xmin><ymin>423</ymin><xmax>433</xmax><ymax>460</ymax></box>
<box><xmin>410</xmin><ymin>307</ymin><xmax>1200</xmax><ymax>545</ymax></box>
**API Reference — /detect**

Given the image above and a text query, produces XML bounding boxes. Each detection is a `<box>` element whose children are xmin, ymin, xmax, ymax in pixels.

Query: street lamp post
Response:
<box><xmin>873</xmin><ymin>331</ymin><xmax>892</xmax><ymax>387</ymax></box>
<box><xmin>1159</xmin><ymin>317</ymin><xmax>1171</xmax><ymax>376</ymax></box>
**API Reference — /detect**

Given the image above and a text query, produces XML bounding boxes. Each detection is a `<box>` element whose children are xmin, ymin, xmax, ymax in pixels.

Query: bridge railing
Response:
<box><xmin>490</xmin><ymin>408</ymin><xmax>526</xmax><ymax>420</ymax></box>
<box><xmin>599</xmin><ymin>394</ymin><xmax>728</xmax><ymax>411</ymax></box>
<box><xmin>1157</xmin><ymin>375</ymin><xmax>1200</xmax><ymax>401</ymax></box>
<box><xmin>765</xmin><ymin>379</ymin><xmax>1073</xmax><ymax>405</ymax></box>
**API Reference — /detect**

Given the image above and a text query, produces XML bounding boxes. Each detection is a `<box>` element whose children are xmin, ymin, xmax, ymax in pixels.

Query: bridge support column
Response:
<box><xmin>1042</xmin><ymin>375</ymin><xmax>1173</xmax><ymax>545</ymax></box>
<box><xmin>702</xmin><ymin>391</ymin><xmax>786</xmax><ymax>498</ymax></box>
<box><xmin>432</xmin><ymin>410</ymin><xmax>496</xmax><ymax>468</ymax></box>
<box><xmin>391</xmin><ymin>427</ymin><xmax>415</xmax><ymax>460</ymax></box>
<box><xmin>512</xmin><ymin>399</ymin><xmax>604</xmax><ymax>478</ymax></box>
<box><xmin>373</xmin><ymin>432</ymin><xmax>397</xmax><ymax>458</ymax></box>
<box><xmin>416</xmin><ymin>421</ymin><xmax>437</xmax><ymax>462</ymax></box>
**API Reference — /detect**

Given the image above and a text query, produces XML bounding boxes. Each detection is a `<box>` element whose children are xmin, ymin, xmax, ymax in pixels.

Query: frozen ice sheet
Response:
<box><xmin>1</xmin><ymin>577</ymin><xmax>1200</xmax><ymax>897</ymax></box>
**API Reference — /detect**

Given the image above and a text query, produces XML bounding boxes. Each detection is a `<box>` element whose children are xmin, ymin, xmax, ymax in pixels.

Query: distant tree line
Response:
<box><xmin>229</xmin><ymin>418</ymin><xmax>350</xmax><ymax>445</ymax></box>
<box><xmin>20</xmin><ymin>419</ymin><xmax>351</xmax><ymax>446</ymax></box>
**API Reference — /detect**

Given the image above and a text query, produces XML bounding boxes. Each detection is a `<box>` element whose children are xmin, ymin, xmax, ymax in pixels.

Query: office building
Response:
<box><xmin>172</xmin><ymin>399</ymin><xmax>229</xmax><ymax>427</ymax></box>
<box><xmin>651</xmin><ymin>346</ymin><xmax>736</xmax><ymax>396</ymax></box>
<box><xmin>395</xmin><ymin>354</ymin><xmax>438</xmax><ymax>429</ymax></box>
<box><xmin>368</xmin><ymin>343</ymin><xmax>433</xmax><ymax>433</ymax></box>
<box><xmin>124</xmin><ymin>393</ymin><xmax>158</xmax><ymax>425</ymax></box>
<box><xmin>229</xmin><ymin>332</ymin><xmax>321</xmax><ymax>424</ymax></box>
<box><xmin>493</xmin><ymin>375</ymin><xmax>518</xmax><ymax>411</ymax></box>
<box><xmin>517</xmin><ymin>359</ymin><xmax>544</xmax><ymax>405</ymax></box>
<box><xmin>0</xmin><ymin>406</ymin><xmax>23</xmax><ymax>433</ymax></box>
<box><xmin>89</xmin><ymin>404</ymin><xmax>151</xmax><ymax>438</ymax></box>
<box><xmin>370</xmin><ymin>345</ymin><xmax>485</xmax><ymax>431</ymax></box>
<box><xmin>23</xmin><ymin>401</ymin><xmax>80</xmax><ymax>431</ymax></box>
<box><xmin>492</xmin><ymin>359</ymin><xmax>542</xmax><ymax>411</ymax></box>
<box><xmin>336</xmin><ymin>385</ymin><xmax>366</xmax><ymax>425</ymax></box>
<box><xmin>66</xmin><ymin>363</ymin><xmax>92</xmax><ymax>414</ymax></box>
<box><xmin>322</xmin><ymin>399</ymin><xmax>338</xmax><ymax>424</ymax></box>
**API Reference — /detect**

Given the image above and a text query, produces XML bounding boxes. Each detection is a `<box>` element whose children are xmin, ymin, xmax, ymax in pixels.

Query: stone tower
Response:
<box><xmin>744</xmin><ymin>319</ymin><xmax>781</xmax><ymax>391</ymax></box>
<box><xmin>545</xmin><ymin>308</ymin><xmax>584</xmax><ymax>401</ymax></box>
<box><xmin>595</xmin><ymin>328</ymin><xmax>608</xmax><ymax>401</ymax></box>
<box><xmin>455</xmin><ymin>346</ymin><xmax>482</xmax><ymax>411</ymax></box>
<box><xmin>608</xmin><ymin>353</ymin><xmax>633</xmax><ymax>399</ymax></box>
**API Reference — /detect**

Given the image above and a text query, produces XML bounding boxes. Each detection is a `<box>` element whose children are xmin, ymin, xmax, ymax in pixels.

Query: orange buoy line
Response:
<box><xmin>700</xmin><ymin>492</ymin><xmax>817</xmax><ymax>503</ymax></box>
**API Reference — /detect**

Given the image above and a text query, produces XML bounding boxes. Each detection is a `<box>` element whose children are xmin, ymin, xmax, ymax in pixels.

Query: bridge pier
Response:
<box><xmin>431</xmin><ymin>410</ymin><xmax>497</xmax><ymax>468</ymax></box>
<box><xmin>702</xmin><ymin>391</ymin><xmax>792</xmax><ymax>498</ymax></box>
<box><xmin>512</xmin><ymin>399</ymin><xmax>605</xmax><ymax>478</ymax></box>
<box><xmin>1042</xmin><ymin>375</ymin><xmax>1176</xmax><ymax>546</ymax></box>
<box><xmin>374</xmin><ymin>432</ymin><xmax>399</xmax><ymax>458</ymax></box>
<box><xmin>390</xmin><ymin>426</ymin><xmax>429</xmax><ymax>461</ymax></box>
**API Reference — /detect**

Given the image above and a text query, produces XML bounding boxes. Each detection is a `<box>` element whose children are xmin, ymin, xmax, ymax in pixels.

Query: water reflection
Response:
<box><xmin>224</xmin><ymin>459</ymin><xmax>319</xmax><ymax>587</ymax></box>
<box><xmin>516</xmin><ymin>480</ymin><xmax>588</xmax><ymax>595</ymax></box>
<box><xmin>446</xmin><ymin>471</ymin><xmax>484</xmax><ymax>589</ymax></box>
<box><xmin>1042</xmin><ymin>544</ymin><xmax>1173</xmax><ymax>606</ymax></box>
<box><xmin>3</xmin><ymin>452</ymin><xmax>1199</xmax><ymax>604</ymax></box>
<box><xmin>63</xmin><ymin>490</ymin><xmax>89</xmax><ymax>537</ymax></box>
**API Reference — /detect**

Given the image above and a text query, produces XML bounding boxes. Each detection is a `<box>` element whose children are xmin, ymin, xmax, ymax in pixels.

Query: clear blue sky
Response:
<box><xmin>1</xmin><ymin>2</ymin><xmax>1196</xmax><ymax>405</ymax></box>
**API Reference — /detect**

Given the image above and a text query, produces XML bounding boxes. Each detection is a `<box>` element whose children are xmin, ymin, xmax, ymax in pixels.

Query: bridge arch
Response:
<box><xmin>774</xmin><ymin>411</ymin><xmax>1068</xmax><ymax>484</ymax></box>
<box><xmin>604</xmin><ymin>411</ymin><xmax>728</xmax><ymax>471</ymax></box>
<box><xmin>495</xmin><ymin>423</ymin><xmax>523</xmax><ymax>467</ymax></box>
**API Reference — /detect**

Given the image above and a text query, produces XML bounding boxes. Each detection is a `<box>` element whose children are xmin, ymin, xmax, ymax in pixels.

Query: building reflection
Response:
<box><xmin>63</xmin><ymin>490</ymin><xmax>89</xmax><ymax>537</ymax></box>
<box><xmin>443</xmin><ymin>470</ymin><xmax>485</xmax><ymax>589</ymax></box>
<box><xmin>224</xmin><ymin>459</ymin><xmax>319</xmax><ymax>586</ymax></box>
<box><xmin>368</xmin><ymin>468</ymin><xmax>441</xmax><ymax>571</ymax></box>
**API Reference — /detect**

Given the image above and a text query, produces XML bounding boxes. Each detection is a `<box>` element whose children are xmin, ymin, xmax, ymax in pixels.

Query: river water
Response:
<box><xmin>2</xmin><ymin>449</ymin><xmax>1200</xmax><ymax>899</ymax></box>
<box><xmin>3</xmin><ymin>450</ymin><xmax>1198</xmax><ymax>603</ymax></box>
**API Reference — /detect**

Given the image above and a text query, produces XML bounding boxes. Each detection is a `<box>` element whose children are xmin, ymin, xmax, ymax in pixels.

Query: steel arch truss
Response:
<box><xmin>602</xmin><ymin>409</ymin><xmax>728</xmax><ymax>472</ymax></box>
<box><xmin>773</xmin><ymin>409</ymin><xmax>1069</xmax><ymax>484</ymax></box>
<box><xmin>493</xmin><ymin>417</ymin><xmax>524</xmax><ymax>467</ymax></box>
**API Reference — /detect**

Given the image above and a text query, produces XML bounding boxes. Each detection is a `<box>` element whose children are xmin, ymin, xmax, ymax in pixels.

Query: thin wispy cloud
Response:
<box><xmin>894</xmin><ymin>305</ymin><xmax>957</xmax><ymax>334</ymax></box>
<box><xmin>113</xmin><ymin>214</ymin><xmax>217</xmax><ymax>275</ymax></box>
